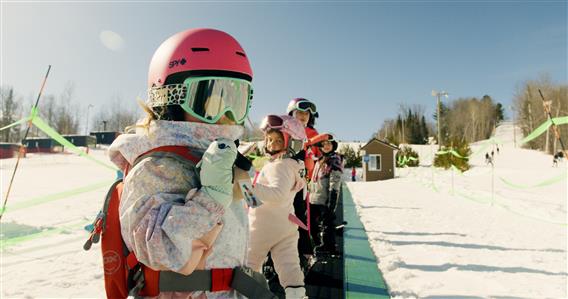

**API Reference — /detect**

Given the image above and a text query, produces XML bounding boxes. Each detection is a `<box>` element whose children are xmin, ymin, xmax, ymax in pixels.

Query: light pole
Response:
<box><xmin>432</xmin><ymin>90</ymin><xmax>449</xmax><ymax>149</ymax></box>
<box><xmin>85</xmin><ymin>104</ymin><xmax>94</xmax><ymax>135</ymax></box>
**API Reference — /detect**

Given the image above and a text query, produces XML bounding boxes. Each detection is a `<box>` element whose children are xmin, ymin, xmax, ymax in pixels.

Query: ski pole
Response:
<box><xmin>1</xmin><ymin>65</ymin><xmax>51</xmax><ymax>221</ymax></box>
<box><xmin>538</xmin><ymin>89</ymin><xmax>567</xmax><ymax>158</ymax></box>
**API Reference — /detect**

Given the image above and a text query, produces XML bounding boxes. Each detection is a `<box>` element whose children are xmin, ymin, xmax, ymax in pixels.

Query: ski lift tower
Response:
<box><xmin>432</xmin><ymin>90</ymin><xmax>449</xmax><ymax>149</ymax></box>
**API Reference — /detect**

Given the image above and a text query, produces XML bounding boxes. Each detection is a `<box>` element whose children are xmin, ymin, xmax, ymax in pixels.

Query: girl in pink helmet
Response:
<box><xmin>247</xmin><ymin>115</ymin><xmax>308</xmax><ymax>299</ymax></box>
<box><xmin>107</xmin><ymin>28</ymin><xmax>274</xmax><ymax>298</ymax></box>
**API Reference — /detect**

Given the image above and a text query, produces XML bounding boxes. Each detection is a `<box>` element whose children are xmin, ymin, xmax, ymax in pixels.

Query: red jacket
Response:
<box><xmin>304</xmin><ymin>126</ymin><xmax>319</xmax><ymax>180</ymax></box>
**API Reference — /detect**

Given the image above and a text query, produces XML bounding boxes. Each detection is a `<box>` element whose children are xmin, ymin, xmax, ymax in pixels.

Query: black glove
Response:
<box><xmin>292</xmin><ymin>149</ymin><xmax>306</xmax><ymax>162</ymax></box>
<box><xmin>234</xmin><ymin>140</ymin><xmax>252</xmax><ymax>171</ymax></box>
<box><xmin>327</xmin><ymin>190</ymin><xmax>339</xmax><ymax>217</ymax></box>
<box><xmin>235</xmin><ymin>152</ymin><xmax>252</xmax><ymax>171</ymax></box>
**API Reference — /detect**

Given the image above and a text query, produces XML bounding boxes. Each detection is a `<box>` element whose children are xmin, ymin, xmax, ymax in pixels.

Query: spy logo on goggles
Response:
<box><xmin>148</xmin><ymin>76</ymin><xmax>253</xmax><ymax>125</ymax></box>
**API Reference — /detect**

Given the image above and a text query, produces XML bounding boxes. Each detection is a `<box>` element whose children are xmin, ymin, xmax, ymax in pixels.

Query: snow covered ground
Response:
<box><xmin>0</xmin><ymin>122</ymin><xmax>566</xmax><ymax>298</ymax></box>
<box><xmin>347</xmin><ymin>122</ymin><xmax>567</xmax><ymax>298</ymax></box>
<box><xmin>1</xmin><ymin>150</ymin><xmax>114</xmax><ymax>297</ymax></box>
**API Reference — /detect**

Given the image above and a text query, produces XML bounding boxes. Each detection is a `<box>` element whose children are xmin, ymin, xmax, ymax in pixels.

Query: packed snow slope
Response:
<box><xmin>346</xmin><ymin>122</ymin><xmax>567</xmax><ymax>298</ymax></box>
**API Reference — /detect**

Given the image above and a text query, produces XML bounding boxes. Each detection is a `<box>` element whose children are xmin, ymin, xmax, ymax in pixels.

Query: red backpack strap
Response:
<box><xmin>139</xmin><ymin>146</ymin><xmax>200</xmax><ymax>164</ymax></box>
<box><xmin>124</xmin><ymin>145</ymin><xmax>200</xmax><ymax>178</ymax></box>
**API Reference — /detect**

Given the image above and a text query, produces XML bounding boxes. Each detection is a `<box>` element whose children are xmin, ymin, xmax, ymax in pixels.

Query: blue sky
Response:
<box><xmin>2</xmin><ymin>1</ymin><xmax>566</xmax><ymax>141</ymax></box>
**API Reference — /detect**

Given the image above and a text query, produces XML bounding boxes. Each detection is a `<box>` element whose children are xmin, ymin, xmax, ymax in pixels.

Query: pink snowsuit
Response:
<box><xmin>247</xmin><ymin>157</ymin><xmax>306</xmax><ymax>288</ymax></box>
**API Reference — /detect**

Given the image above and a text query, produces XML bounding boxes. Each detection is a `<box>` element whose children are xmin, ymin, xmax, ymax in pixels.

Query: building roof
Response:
<box><xmin>360</xmin><ymin>138</ymin><xmax>399</xmax><ymax>151</ymax></box>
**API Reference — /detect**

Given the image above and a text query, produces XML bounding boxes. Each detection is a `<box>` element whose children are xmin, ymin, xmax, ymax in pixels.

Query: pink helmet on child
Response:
<box><xmin>260</xmin><ymin>114</ymin><xmax>306</xmax><ymax>156</ymax></box>
<box><xmin>148</xmin><ymin>28</ymin><xmax>252</xmax><ymax>87</ymax></box>
<box><xmin>146</xmin><ymin>28</ymin><xmax>254</xmax><ymax>124</ymax></box>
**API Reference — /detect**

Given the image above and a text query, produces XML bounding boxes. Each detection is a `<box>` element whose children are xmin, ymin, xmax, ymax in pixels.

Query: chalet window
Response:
<box><xmin>369</xmin><ymin>154</ymin><xmax>381</xmax><ymax>171</ymax></box>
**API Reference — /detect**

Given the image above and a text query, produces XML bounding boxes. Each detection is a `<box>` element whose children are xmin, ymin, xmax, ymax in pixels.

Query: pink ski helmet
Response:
<box><xmin>260</xmin><ymin>114</ymin><xmax>306</xmax><ymax>156</ymax></box>
<box><xmin>148</xmin><ymin>28</ymin><xmax>252</xmax><ymax>88</ymax></box>
<box><xmin>146</xmin><ymin>29</ymin><xmax>254</xmax><ymax>124</ymax></box>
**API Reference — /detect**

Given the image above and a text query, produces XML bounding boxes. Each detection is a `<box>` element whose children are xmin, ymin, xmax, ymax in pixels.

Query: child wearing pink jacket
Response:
<box><xmin>247</xmin><ymin>115</ymin><xmax>307</xmax><ymax>299</ymax></box>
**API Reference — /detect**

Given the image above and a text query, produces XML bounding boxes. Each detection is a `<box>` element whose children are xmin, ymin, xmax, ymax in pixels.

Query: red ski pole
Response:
<box><xmin>0</xmin><ymin>65</ymin><xmax>51</xmax><ymax>221</ymax></box>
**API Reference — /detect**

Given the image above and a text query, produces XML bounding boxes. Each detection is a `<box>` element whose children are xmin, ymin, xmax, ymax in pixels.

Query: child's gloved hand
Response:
<box><xmin>291</xmin><ymin>161</ymin><xmax>306</xmax><ymax>193</ymax></box>
<box><xmin>197</xmin><ymin>138</ymin><xmax>238</xmax><ymax>208</ymax></box>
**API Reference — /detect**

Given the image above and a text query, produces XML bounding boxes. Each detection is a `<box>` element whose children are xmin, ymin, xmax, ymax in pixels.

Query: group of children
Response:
<box><xmin>105</xmin><ymin>28</ymin><xmax>344</xmax><ymax>299</ymax></box>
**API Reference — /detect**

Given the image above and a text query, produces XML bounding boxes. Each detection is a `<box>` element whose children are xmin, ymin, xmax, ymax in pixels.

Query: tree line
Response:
<box><xmin>376</xmin><ymin>104</ymin><xmax>433</xmax><ymax>145</ymax></box>
<box><xmin>436</xmin><ymin>95</ymin><xmax>504</xmax><ymax>145</ymax></box>
<box><xmin>376</xmin><ymin>96</ymin><xmax>504</xmax><ymax>147</ymax></box>
<box><xmin>1</xmin><ymin>83</ymin><xmax>139</xmax><ymax>143</ymax></box>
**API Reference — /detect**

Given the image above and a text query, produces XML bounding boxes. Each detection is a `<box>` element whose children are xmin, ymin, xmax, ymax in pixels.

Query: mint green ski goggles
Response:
<box><xmin>148</xmin><ymin>76</ymin><xmax>253</xmax><ymax>124</ymax></box>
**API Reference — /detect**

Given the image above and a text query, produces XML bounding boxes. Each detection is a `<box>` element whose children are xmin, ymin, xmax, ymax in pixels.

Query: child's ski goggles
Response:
<box><xmin>259</xmin><ymin>114</ymin><xmax>285</xmax><ymax>131</ymax></box>
<box><xmin>291</xmin><ymin>100</ymin><xmax>318</xmax><ymax>115</ymax></box>
<box><xmin>313</xmin><ymin>134</ymin><xmax>335</xmax><ymax>147</ymax></box>
<box><xmin>148</xmin><ymin>76</ymin><xmax>253</xmax><ymax>124</ymax></box>
<box><xmin>315</xmin><ymin>139</ymin><xmax>335</xmax><ymax>148</ymax></box>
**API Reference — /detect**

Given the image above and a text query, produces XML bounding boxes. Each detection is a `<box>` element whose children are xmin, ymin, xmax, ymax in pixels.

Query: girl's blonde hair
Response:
<box><xmin>124</xmin><ymin>99</ymin><xmax>155</xmax><ymax>134</ymax></box>
<box><xmin>125</xmin><ymin>97</ymin><xmax>189</xmax><ymax>133</ymax></box>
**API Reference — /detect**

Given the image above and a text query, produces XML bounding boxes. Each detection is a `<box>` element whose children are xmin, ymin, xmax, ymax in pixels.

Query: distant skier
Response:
<box><xmin>351</xmin><ymin>166</ymin><xmax>357</xmax><ymax>182</ymax></box>
<box><xmin>553</xmin><ymin>151</ymin><xmax>564</xmax><ymax>167</ymax></box>
<box><xmin>485</xmin><ymin>153</ymin><xmax>490</xmax><ymax>165</ymax></box>
<box><xmin>496</xmin><ymin>145</ymin><xmax>500</xmax><ymax>154</ymax></box>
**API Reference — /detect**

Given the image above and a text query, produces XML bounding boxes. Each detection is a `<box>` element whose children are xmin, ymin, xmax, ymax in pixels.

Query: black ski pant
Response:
<box><xmin>293</xmin><ymin>190</ymin><xmax>313</xmax><ymax>255</ymax></box>
<box><xmin>309</xmin><ymin>204</ymin><xmax>336</xmax><ymax>252</ymax></box>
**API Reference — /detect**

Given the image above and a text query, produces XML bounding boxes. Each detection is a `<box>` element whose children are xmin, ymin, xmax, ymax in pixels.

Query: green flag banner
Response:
<box><xmin>0</xmin><ymin>117</ymin><xmax>30</xmax><ymax>132</ymax></box>
<box><xmin>499</xmin><ymin>173</ymin><xmax>567</xmax><ymax>189</ymax></box>
<box><xmin>436</xmin><ymin>149</ymin><xmax>468</xmax><ymax>159</ymax></box>
<box><xmin>521</xmin><ymin>116</ymin><xmax>568</xmax><ymax>144</ymax></box>
<box><xmin>397</xmin><ymin>155</ymin><xmax>418</xmax><ymax>167</ymax></box>
<box><xmin>522</xmin><ymin>119</ymin><xmax>552</xmax><ymax>144</ymax></box>
<box><xmin>0</xmin><ymin>179</ymin><xmax>114</xmax><ymax>214</ymax></box>
<box><xmin>0</xmin><ymin>219</ymin><xmax>90</xmax><ymax>250</ymax></box>
<box><xmin>30</xmin><ymin>116</ymin><xmax>118</xmax><ymax>171</ymax></box>
<box><xmin>451</xmin><ymin>164</ymin><xmax>465</xmax><ymax>175</ymax></box>
<box><xmin>410</xmin><ymin>172</ymin><xmax>566</xmax><ymax>226</ymax></box>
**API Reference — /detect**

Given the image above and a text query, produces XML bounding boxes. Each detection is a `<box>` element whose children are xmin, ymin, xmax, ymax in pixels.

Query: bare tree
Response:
<box><xmin>92</xmin><ymin>94</ymin><xmax>140</xmax><ymax>132</ymax></box>
<box><xmin>443</xmin><ymin>95</ymin><xmax>501</xmax><ymax>143</ymax></box>
<box><xmin>51</xmin><ymin>82</ymin><xmax>80</xmax><ymax>135</ymax></box>
<box><xmin>513</xmin><ymin>74</ymin><xmax>567</xmax><ymax>153</ymax></box>
<box><xmin>0</xmin><ymin>86</ymin><xmax>22</xmax><ymax>142</ymax></box>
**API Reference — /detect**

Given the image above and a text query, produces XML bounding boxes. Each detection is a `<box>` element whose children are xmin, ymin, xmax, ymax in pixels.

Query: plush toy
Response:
<box><xmin>197</xmin><ymin>138</ymin><xmax>238</xmax><ymax>208</ymax></box>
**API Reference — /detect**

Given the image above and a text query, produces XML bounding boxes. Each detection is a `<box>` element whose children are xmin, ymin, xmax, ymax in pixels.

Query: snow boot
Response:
<box><xmin>285</xmin><ymin>286</ymin><xmax>307</xmax><ymax>299</ymax></box>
